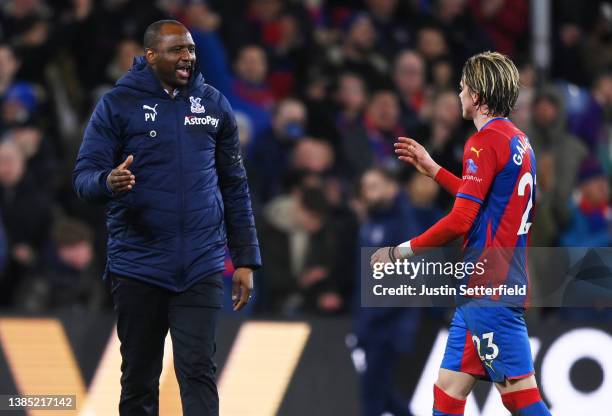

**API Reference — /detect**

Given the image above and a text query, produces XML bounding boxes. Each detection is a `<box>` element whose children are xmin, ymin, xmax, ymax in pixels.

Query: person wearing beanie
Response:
<box><xmin>560</xmin><ymin>157</ymin><xmax>612</xmax><ymax>247</ymax></box>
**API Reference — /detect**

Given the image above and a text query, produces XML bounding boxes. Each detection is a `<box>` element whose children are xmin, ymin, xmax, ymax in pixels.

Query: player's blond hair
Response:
<box><xmin>461</xmin><ymin>51</ymin><xmax>520</xmax><ymax>117</ymax></box>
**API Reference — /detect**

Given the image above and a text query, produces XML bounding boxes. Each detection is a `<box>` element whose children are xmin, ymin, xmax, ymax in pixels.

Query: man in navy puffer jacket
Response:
<box><xmin>73</xmin><ymin>20</ymin><xmax>261</xmax><ymax>416</ymax></box>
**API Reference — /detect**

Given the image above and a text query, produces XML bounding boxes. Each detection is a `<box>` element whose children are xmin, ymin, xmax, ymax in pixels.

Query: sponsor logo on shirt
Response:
<box><xmin>184</xmin><ymin>115</ymin><xmax>219</xmax><ymax>128</ymax></box>
<box><xmin>462</xmin><ymin>174</ymin><xmax>483</xmax><ymax>183</ymax></box>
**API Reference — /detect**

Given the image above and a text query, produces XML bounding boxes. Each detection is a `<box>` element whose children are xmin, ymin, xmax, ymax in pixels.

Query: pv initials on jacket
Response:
<box><xmin>143</xmin><ymin>104</ymin><xmax>158</xmax><ymax>122</ymax></box>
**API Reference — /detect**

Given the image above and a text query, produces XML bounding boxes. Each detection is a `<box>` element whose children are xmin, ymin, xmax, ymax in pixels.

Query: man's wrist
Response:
<box><xmin>103</xmin><ymin>171</ymin><xmax>115</xmax><ymax>196</ymax></box>
<box><xmin>396</xmin><ymin>240</ymin><xmax>414</xmax><ymax>259</ymax></box>
<box><xmin>430</xmin><ymin>163</ymin><xmax>441</xmax><ymax>179</ymax></box>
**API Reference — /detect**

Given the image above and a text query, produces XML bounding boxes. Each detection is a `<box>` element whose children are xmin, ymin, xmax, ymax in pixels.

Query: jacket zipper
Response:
<box><xmin>174</xmin><ymin>97</ymin><xmax>185</xmax><ymax>287</ymax></box>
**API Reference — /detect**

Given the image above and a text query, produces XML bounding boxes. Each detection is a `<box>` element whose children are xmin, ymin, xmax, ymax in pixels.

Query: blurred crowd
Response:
<box><xmin>0</xmin><ymin>0</ymin><xmax>611</xmax><ymax>318</ymax></box>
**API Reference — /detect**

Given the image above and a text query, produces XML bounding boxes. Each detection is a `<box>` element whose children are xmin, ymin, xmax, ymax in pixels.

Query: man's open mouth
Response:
<box><xmin>176</xmin><ymin>65</ymin><xmax>192</xmax><ymax>80</ymax></box>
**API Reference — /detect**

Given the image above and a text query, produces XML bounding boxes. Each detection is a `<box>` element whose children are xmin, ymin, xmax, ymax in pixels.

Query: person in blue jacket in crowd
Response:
<box><xmin>73</xmin><ymin>20</ymin><xmax>261</xmax><ymax>416</ymax></box>
<box><xmin>353</xmin><ymin>168</ymin><xmax>441</xmax><ymax>416</ymax></box>
<box><xmin>189</xmin><ymin>25</ymin><xmax>271</xmax><ymax>153</ymax></box>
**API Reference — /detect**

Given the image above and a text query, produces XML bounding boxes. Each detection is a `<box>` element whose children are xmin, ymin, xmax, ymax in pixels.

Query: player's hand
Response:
<box><xmin>394</xmin><ymin>137</ymin><xmax>441</xmax><ymax>178</ymax></box>
<box><xmin>232</xmin><ymin>267</ymin><xmax>254</xmax><ymax>311</ymax></box>
<box><xmin>107</xmin><ymin>155</ymin><xmax>135</xmax><ymax>193</ymax></box>
<box><xmin>370</xmin><ymin>247</ymin><xmax>399</xmax><ymax>267</ymax></box>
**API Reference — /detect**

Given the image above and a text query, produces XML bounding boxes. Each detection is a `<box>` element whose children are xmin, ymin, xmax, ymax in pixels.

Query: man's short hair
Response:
<box><xmin>461</xmin><ymin>51</ymin><xmax>520</xmax><ymax>117</ymax></box>
<box><xmin>52</xmin><ymin>218</ymin><xmax>94</xmax><ymax>247</ymax></box>
<box><xmin>363</xmin><ymin>167</ymin><xmax>396</xmax><ymax>182</ymax></box>
<box><xmin>143</xmin><ymin>19</ymin><xmax>185</xmax><ymax>50</ymax></box>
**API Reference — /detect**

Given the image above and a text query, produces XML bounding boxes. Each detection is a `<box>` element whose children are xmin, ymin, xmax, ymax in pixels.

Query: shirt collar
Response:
<box><xmin>164</xmin><ymin>88</ymin><xmax>179</xmax><ymax>98</ymax></box>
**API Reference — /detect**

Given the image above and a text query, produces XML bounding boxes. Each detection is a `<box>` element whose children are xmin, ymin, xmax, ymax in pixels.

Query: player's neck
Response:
<box><xmin>473</xmin><ymin>112</ymin><xmax>496</xmax><ymax>131</ymax></box>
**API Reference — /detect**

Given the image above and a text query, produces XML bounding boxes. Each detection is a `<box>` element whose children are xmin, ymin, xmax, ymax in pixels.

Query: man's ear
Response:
<box><xmin>470</xmin><ymin>91</ymin><xmax>479</xmax><ymax>107</ymax></box>
<box><xmin>145</xmin><ymin>48</ymin><xmax>156</xmax><ymax>65</ymax></box>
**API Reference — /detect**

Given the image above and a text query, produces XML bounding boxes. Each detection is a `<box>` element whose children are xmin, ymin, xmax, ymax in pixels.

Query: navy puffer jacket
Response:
<box><xmin>73</xmin><ymin>57</ymin><xmax>261</xmax><ymax>291</ymax></box>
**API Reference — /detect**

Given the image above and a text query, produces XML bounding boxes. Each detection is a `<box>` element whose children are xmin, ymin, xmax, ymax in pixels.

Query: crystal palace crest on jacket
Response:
<box><xmin>189</xmin><ymin>96</ymin><xmax>205</xmax><ymax>114</ymax></box>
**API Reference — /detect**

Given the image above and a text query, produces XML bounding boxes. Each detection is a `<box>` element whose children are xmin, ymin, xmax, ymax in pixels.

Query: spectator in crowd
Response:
<box><xmin>571</xmin><ymin>72</ymin><xmax>612</xmax><ymax>154</ymax></box>
<box><xmin>549</xmin><ymin>0</ymin><xmax>609</xmax><ymax>86</ymax></box>
<box><xmin>403</xmin><ymin>171</ymin><xmax>444</xmax><ymax>226</ymax></box>
<box><xmin>0</xmin><ymin>139</ymin><xmax>52</xmax><ymax>304</ymax></box>
<box><xmin>424</xmin><ymin>89</ymin><xmax>468</xmax><ymax>181</ymax></box>
<box><xmin>92</xmin><ymin>38</ymin><xmax>143</xmax><ymax>100</ymax></box>
<box><xmin>341</xmin><ymin>89</ymin><xmax>404</xmax><ymax>181</ymax></box>
<box><xmin>581</xmin><ymin>3</ymin><xmax>612</xmax><ymax>83</ymax></box>
<box><xmin>0</xmin><ymin>0</ymin><xmax>55</xmax><ymax>84</ymax></box>
<box><xmin>249</xmin><ymin>98</ymin><xmax>308</xmax><ymax>203</ymax></box>
<box><xmin>467</xmin><ymin>0</ymin><xmax>528</xmax><ymax>57</ymax></box>
<box><xmin>0</xmin><ymin>44</ymin><xmax>39</xmax><ymax>131</ymax></box>
<box><xmin>233</xmin><ymin>45</ymin><xmax>276</xmax><ymax>108</ymax></box>
<box><xmin>431</xmin><ymin>0</ymin><xmax>494</xmax><ymax>70</ymax></box>
<box><xmin>392</xmin><ymin>50</ymin><xmax>427</xmax><ymax>135</ymax></box>
<box><xmin>429</xmin><ymin>56</ymin><xmax>455</xmax><ymax>90</ymax></box>
<box><xmin>552</xmin><ymin>16</ymin><xmax>589</xmax><ymax>86</ymax></box>
<box><xmin>14</xmin><ymin>217</ymin><xmax>106</xmax><ymax>311</ymax></box>
<box><xmin>292</xmin><ymin>137</ymin><xmax>335</xmax><ymax>176</ymax></box>
<box><xmin>415</xmin><ymin>25</ymin><xmax>449</xmax><ymax>68</ymax></box>
<box><xmin>219</xmin><ymin>0</ymin><xmax>284</xmax><ymax>53</ymax></box>
<box><xmin>560</xmin><ymin>157</ymin><xmax>612</xmax><ymax>247</ymax></box>
<box><xmin>190</xmin><ymin>18</ymin><xmax>272</xmax><ymax>142</ymax></box>
<box><xmin>527</xmin><ymin>87</ymin><xmax>588</xmax><ymax>246</ymax></box>
<box><xmin>512</xmin><ymin>59</ymin><xmax>537</xmax><ymax>132</ymax></box>
<box><xmin>259</xmin><ymin>10</ymin><xmax>315</xmax><ymax>100</ymax></box>
<box><xmin>292</xmin><ymin>138</ymin><xmax>359</xmax><ymax>306</ymax></box>
<box><xmin>335</xmin><ymin>72</ymin><xmax>368</xmax><ymax>132</ymax></box>
<box><xmin>298</xmin><ymin>65</ymin><xmax>339</xmax><ymax>151</ymax></box>
<box><xmin>3</xmin><ymin>122</ymin><xmax>58</xmax><ymax>196</ymax></box>
<box><xmin>356</xmin><ymin>168</ymin><xmax>433</xmax><ymax>248</ymax></box>
<box><xmin>258</xmin><ymin>184</ymin><xmax>342</xmax><ymax>315</ymax></box>
<box><xmin>365</xmin><ymin>0</ymin><xmax>413</xmax><ymax>61</ymax></box>
<box><xmin>189</xmin><ymin>5</ymin><xmax>277</xmax><ymax>110</ymax></box>
<box><xmin>325</xmin><ymin>12</ymin><xmax>389</xmax><ymax>89</ymax></box>
<box><xmin>353</xmin><ymin>168</ymin><xmax>439</xmax><ymax>416</ymax></box>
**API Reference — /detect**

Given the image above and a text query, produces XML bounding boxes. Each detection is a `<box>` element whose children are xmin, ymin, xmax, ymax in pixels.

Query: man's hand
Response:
<box><xmin>107</xmin><ymin>155</ymin><xmax>135</xmax><ymax>193</ymax></box>
<box><xmin>394</xmin><ymin>137</ymin><xmax>440</xmax><ymax>178</ymax></box>
<box><xmin>232</xmin><ymin>267</ymin><xmax>254</xmax><ymax>311</ymax></box>
<box><xmin>370</xmin><ymin>246</ymin><xmax>399</xmax><ymax>267</ymax></box>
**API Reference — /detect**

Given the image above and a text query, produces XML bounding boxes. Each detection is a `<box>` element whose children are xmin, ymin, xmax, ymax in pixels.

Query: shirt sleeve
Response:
<box><xmin>434</xmin><ymin>167</ymin><xmax>462</xmax><ymax>196</ymax></box>
<box><xmin>410</xmin><ymin>197</ymin><xmax>481</xmax><ymax>252</ymax></box>
<box><xmin>456</xmin><ymin>132</ymin><xmax>501</xmax><ymax>205</ymax></box>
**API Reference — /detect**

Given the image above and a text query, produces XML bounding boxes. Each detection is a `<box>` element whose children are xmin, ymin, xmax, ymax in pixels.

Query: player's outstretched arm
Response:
<box><xmin>394</xmin><ymin>137</ymin><xmax>461</xmax><ymax>195</ymax></box>
<box><xmin>370</xmin><ymin>197</ymin><xmax>480</xmax><ymax>265</ymax></box>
